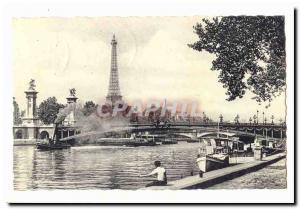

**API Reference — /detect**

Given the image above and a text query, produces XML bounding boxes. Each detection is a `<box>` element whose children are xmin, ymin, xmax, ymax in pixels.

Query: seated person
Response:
<box><xmin>140</xmin><ymin>160</ymin><xmax>167</xmax><ymax>187</ymax></box>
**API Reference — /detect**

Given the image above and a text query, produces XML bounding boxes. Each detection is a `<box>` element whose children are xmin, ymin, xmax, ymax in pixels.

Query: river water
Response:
<box><xmin>14</xmin><ymin>142</ymin><xmax>201</xmax><ymax>190</ymax></box>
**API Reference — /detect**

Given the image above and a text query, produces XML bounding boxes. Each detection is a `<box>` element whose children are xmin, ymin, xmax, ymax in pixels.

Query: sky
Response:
<box><xmin>12</xmin><ymin>16</ymin><xmax>286</xmax><ymax>122</ymax></box>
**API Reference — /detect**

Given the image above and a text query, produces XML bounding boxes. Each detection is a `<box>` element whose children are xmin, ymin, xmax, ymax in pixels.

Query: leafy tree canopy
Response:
<box><xmin>189</xmin><ymin>16</ymin><xmax>286</xmax><ymax>104</ymax></box>
<box><xmin>82</xmin><ymin>101</ymin><xmax>97</xmax><ymax>116</ymax></box>
<box><xmin>38</xmin><ymin>97</ymin><xmax>65</xmax><ymax>124</ymax></box>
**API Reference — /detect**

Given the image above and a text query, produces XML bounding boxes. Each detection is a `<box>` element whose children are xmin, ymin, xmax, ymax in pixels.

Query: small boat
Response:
<box><xmin>197</xmin><ymin>122</ymin><xmax>230</xmax><ymax>172</ymax></box>
<box><xmin>36</xmin><ymin>123</ymin><xmax>71</xmax><ymax>150</ymax></box>
<box><xmin>155</xmin><ymin>141</ymin><xmax>163</xmax><ymax>145</ymax></box>
<box><xmin>197</xmin><ymin>153</ymin><xmax>229</xmax><ymax>172</ymax></box>
<box><xmin>36</xmin><ymin>141</ymin><xmax>71</xmax><ymax>150</ymax></box>
<box><xmin>187</xmin><ymin>138</ymin><xmax>199</xmax><ymax>143</ymax></box>
<box><xmin>125</xmin><ymin>138</ymin><xmax>156</xmax><ymax>147</ymax></box>
<box><xmin>96</xmin><ymin>138</ymin><xmax>133</xmax><ymax>146</ymax></box>
<box><xmin>161</xmin><ymin>138</ymin><xmax>178</xmax><ymax>144</ymax></box>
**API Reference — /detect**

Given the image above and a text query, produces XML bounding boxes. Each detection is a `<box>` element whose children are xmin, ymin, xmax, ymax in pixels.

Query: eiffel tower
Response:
<box><xmin>106</xmin><ymin>34</ymin><xmax>122</xmax><ymax>106</ymax></box>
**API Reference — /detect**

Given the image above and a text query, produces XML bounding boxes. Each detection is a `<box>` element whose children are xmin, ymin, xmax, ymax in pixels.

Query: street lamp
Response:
<box><xmin>236</xmin><ymin>114</ymin><xmax>240</xmax><ymax>124</ymax></box>
<box><xmin>257</xmin><ymin>110</ymin><xmax>259</xmax><ymax>124</ymax></box>
<box><xmin>271</xmin><ymin>115</ymin><xmax>274</xmax><ymax>124</ymax></box>
<box><xmin>219</xmin><ymin>114</ymin><xmax>223</xmax><ymax>124</ymax></box>
<box><xmin>279</xmin><ymin>118</ymin><xmax>283</xmax><ymax>140</ymax></box>
<box><xmin>253</xmin><ymin>115</ymin><xmax>257</xmax><ymax>124</ymax></box>
<box><xmin>262</xmin><ymin>112</ymin><xmax>265</xmax><ymax>124</ymax></box>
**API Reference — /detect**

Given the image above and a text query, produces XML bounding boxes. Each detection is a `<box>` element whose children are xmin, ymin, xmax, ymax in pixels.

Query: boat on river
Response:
<box><xmin>129</xmin><ymin>134</ymin><xmax>178</xmax><ymax>146</ymax></box>
<box><xmin>96</xmin><ymin>134</ymin><xmax>157</xmax><ymax>147</ymax></box>
<box><xmin>161</xmin><ymin>138</ymin><xmax>178</xmax><ymax>144</ymax></box>
<box><xmin>36</xmin><ymin>141</ymin><xmax>71</xmax><ymax>150</ymax></box>
<box><xmin>187</xmin><ymin>138</ymin><xmax>199</xmax><ymax>143</ymax></box>
<box><xmin>125</xmin><ymin>133</ymin><xmax>157</xmax><ymax>147</ymax></box>
<box><xmin>197</xmin><ymin>137</ymin><xmax>231</xmax><ymax>172</ymax></box>
<box><xmin>36</xmin><ymin>123</ymin><xmax>71</xmax><ymax>150</ymax></box>
<box><xmin>125</xmin><ymin>138</ymin><xmax>156</xmax><ymax>147</ymax></box>
<box><xmin>197</xmin><ymin>153</ymin><xmax>229</xmax><ymax>172</ymax></box>
<box><xmin>197</xmin><ymin>123</ymin><xmax>237</xmax><ymax>172</ymax></box>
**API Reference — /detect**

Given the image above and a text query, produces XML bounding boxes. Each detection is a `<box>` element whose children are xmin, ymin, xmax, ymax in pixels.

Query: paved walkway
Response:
<box><xmin>141</xmin><ymin>153</ymin><xmax>286</xmax><ymax>190</ymax></box>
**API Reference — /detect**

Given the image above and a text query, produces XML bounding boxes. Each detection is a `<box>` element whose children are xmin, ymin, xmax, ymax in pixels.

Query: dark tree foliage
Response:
<box><xmin>38</xmin><ymin>97</ymin><xmax>65</xmax><ymax>124</ymax></box>
<box><xmin>20</xmin><ymin>110</ymin><xmax>25</xmax><ymax>117</ymax></box>
<box><xmin>82</xmin><ymin>101</ymin><xmax>97</xmax><ymax>116</ymax></box>
<box><xmin>189</xmin><ymin>16</ymin><xmax>286</xmax><ymax>103</ymax></box>
<box><xmin>13</xmin><ymin>97</ymin><xmax>22</xmax><ymax>125</ymax></box>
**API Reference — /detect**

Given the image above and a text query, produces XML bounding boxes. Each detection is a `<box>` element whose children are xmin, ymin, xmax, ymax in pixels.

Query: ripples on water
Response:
<box><xmin>14</xmin><ymin>142</ymin><xmax>200</xmax><ymax>190</ymax></box>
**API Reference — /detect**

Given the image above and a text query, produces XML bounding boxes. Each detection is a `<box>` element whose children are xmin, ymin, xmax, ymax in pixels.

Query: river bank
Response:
<box><xmin>142</xmin><ymin>153</ymin><xmax>286</xmax><ymax>190</ymax></box>
<box><xmin>209</xmin><ymin>158</ymin><xmax>286</xmax><ymax>189</ymax></box>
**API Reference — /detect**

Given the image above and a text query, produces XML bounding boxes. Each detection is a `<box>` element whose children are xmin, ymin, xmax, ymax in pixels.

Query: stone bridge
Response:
<box><xmin>60</xmin><ymin>122</ymin><xmax>285</xmax><ymax>144</ymax></box>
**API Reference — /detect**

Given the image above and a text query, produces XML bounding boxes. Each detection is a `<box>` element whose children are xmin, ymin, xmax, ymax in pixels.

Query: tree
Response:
<box><xmin>20</xmin><ymin>110</ymin><xmax>25</xmax><ymax>117</ymax></box>
<box><xmin>13</xmin><ymin>97</ymin><xmax>22</xmax><ymax>125</ymax></box>
<box><xmin>189</xmin><ymin>16</ymin><xmax>286</xmax><ymax>103</ymax></box>
<box><xmin>82</xmin><ymin>101</ymin><xmax>97</xmax><ymax>116</ymax></box>
<box><xmin>37</xmin><ymin>97</ymin><xmax>65</xmax><ymax>124</ymax></box>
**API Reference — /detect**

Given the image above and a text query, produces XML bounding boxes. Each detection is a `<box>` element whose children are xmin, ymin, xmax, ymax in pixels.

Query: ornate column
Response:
<box><xmin>23</xmin><ymin>79</ymin><xmax>39</xmax><ymax>125</ymax></box>
<box><xmin>63</xmin><ymin>88</ymin><xmax>78</xmax><ymax>126</ymax></box>
<box><xmin>21</xmin><ymin>79</ymin><xmax>40</xmax><ymax>139</ymax></box>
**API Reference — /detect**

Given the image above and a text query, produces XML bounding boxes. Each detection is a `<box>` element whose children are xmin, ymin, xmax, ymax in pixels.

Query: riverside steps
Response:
<box><xmin>141</xmin><ymin>153</ymin><xmax>286</xmax><ymax>190</ymax></box>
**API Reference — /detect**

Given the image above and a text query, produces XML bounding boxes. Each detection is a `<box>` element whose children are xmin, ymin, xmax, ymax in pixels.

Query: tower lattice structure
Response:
<box><xmin>106</xmin><ymin>34</ymin><xmax>122</xmax><ymax>106</ymax></box>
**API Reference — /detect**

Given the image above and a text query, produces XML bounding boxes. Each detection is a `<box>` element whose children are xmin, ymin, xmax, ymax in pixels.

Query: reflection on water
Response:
<box><xmin>14</xmin><ymin>142</ymin><xmax>200</xmax><ymax>190</ymax></box>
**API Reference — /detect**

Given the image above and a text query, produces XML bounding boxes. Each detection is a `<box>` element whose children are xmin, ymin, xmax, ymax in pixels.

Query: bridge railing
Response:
<box><xmin>123</xmin><ymin>122</ymin><xmax>286</xmax><ymax>129</ymax></box>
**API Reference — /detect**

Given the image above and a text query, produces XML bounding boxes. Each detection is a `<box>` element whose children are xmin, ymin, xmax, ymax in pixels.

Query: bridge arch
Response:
<box><xmin>39</xmin><ymin>131</ymin><xmax>50</xmax><ymax>139</ymax></box>
<box><xmin>198</xmin><ymin>132</ymin><xmax>237</xmax><ymax>138</ymax></box>
<box><xmin>15</xmin><ymin>129</ymin><xmax>23</xmax><ymax>139</ymax></box>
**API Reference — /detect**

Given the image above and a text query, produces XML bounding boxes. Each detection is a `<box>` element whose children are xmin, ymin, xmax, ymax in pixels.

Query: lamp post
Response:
<box><xmin>234</xmin><ymin>137</ymin><xmax>238</xmax><ymax>165</ymax></box>
<box><xmin>262</xmin><ymin>112</ymin><xmax>265</xmax><ymax>124</ymax></box>
<box><xmin>253</xmin><ymin>114</ymin><xmax>257</xmax><ymax>136</ymax></box>
<box><xmin>257</xmin><ymin>110</ymin><xmax>259</xmax><ymax>124</ymax></box>
<box><xmin>271</xmin><ymin>115</ymin><xmax>274</xmax><ymax>124</ymax></box>
<box><xmin>219</xmin><ymin>114</ymin><xmax>223</xmax><ymax>124</ymax></box>
<box><xmin>264</xmin><ymin>117</ymin><xmax>268</xmax><ymax>139</ymax></box>
<box><xmin>279</xmin><ymin>118</ymin><xmax>283</xmax><ymax>140</ymax></box>
<box><xmin>253</xmin><ymin>115</ymin><xmax>257</xmax><ymax>124</ymax></box>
